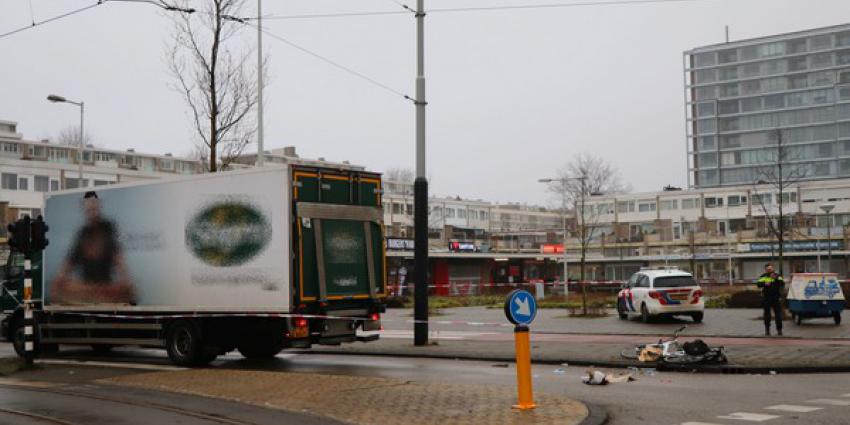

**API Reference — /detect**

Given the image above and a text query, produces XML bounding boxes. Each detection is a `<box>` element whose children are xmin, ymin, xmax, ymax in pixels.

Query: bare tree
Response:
<box><xmin>547</xmin><ymin>153</ymin><xmax>628</xmax><ymax>315</ymax></box>
<box><xmin>166</xmin><ymin>0</ymin><xmax>261</xmax><ymax>172</ymax></box>
<box><xmin>56</xmin><ymin>126</ymin><xmax>93</xmax><ymax>147</ymax></box>
<box><xmin>385</xmin><ymin>168</ymin><xmax>415</xmax><ymax>183</ymax></box>
<box><xmin>752</xmin><ymin>130</ymin><xmax>808</xmax><ymax>276</ymax></box>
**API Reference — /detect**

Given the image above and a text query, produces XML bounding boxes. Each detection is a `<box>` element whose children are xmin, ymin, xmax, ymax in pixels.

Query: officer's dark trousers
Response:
<box><xmin>763</xmin><ymin>298</ymin><xmax>783</xmax><ymax>332</ymax></box>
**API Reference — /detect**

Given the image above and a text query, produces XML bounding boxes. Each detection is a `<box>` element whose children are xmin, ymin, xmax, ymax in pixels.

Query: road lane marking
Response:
<box><xmin>681</xmin><ymin>422</ymin><xmax>724</xmax><ymax>425</ymax></box>
<box><xmin>716</xmin><ymin>412</ymin><xmax>781</xmax><ymax>422</ymax></box>
<box><xmin>764</xmin><ymin>405</ymin><xmax>822</xmax><ymax>413</ymax></box>
<box><xmin>807</xmin><ymin>398</ymin><xmax>850</xmax><ymax>406</ymax></box>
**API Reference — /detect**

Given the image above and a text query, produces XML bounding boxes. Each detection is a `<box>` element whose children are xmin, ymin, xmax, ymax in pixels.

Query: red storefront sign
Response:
<box><xmin>540</xmin><ymin>244</ymin><xmax>564</xmax><ymax>254</ymax></box>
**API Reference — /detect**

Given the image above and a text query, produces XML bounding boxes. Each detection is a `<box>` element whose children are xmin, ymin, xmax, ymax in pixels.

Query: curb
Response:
<box><xmin>580</xmin><ymin>403</ymin><xmax>609</xmax><ymax>425</ymax></box>
<box><xmin>299</xmin><ymin>349</ymin><xmax>850</xmax><ymax>375</ymax></box>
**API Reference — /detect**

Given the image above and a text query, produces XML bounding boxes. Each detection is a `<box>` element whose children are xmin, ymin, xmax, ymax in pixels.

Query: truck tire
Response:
<box><xmin>12</xmin><ymin>323</ymin><xmax>37</xmax><ymax>358</ymax></box>
<box><xmin>166</xmin><ymin>320</ymin><xmax>208</xmax><ymax>366</ymax></box>
<box><xmin>238</xmin><ymin>338</ymin><xmax>284</xmax><ymax>360</ymax></box>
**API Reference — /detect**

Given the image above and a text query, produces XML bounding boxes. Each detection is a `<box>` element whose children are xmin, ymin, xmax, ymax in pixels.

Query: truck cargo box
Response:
<box><xmin>43</xmin><ymin>167</ymin><xmax>293</xmax><ymax>312</ymax></box>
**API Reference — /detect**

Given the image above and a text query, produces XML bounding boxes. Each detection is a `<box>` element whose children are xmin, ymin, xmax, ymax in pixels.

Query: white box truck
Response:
<box><xmin>2</xmin><ymin>165</ymin><xmax>386</xmax><ymax>365</ymax></box>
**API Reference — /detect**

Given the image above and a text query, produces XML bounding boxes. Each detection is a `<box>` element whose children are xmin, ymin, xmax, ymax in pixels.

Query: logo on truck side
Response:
<box><xmin>185</xmin><ymin>201</ymin><xmax>271</xmax><ymax>267</ymax></box>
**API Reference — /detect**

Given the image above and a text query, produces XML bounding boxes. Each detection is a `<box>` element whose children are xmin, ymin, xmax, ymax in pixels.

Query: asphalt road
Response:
<box><xmin>2</xmin><ymin>343</ymin><xmax>850</xmax><ymax>425</ymax></box>
<box><xmin>380</xmin><ymin>307</ymin><xmax>850</xmax><ymax>339</ymax></box>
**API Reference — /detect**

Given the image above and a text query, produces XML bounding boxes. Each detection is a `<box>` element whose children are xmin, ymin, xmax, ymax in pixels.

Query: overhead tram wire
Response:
<box><xmin>0</xmin><ymin>0</ymin><xmax>193</xmax><ymax>41</ymax></box>
<box><xmin>245</xmin><ymin>22</ymin><xmax>413</xmax><ymax>102</ymax></box>
<box><xmin>0</xmin><ymin>1</ymin><xmax>105</xmax><ymax>40</ymax></box>
<box><xmin>257</xmin><ymin>0</ymin><xmax>726</xmax><ymax>20</ymax></box>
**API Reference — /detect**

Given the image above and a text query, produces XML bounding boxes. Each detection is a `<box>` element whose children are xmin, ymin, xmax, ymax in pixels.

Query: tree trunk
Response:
<box><xmin>580</xmin><ymin>254</ymin><xmax>587</xmax><ymax>316</ymax></box>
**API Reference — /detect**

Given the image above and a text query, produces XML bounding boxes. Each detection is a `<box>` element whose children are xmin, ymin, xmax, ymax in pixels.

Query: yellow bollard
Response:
<box><xmin>512</xmin><ymin>325</ymin><xmax>536</xmax><ymax>410</ymax></box>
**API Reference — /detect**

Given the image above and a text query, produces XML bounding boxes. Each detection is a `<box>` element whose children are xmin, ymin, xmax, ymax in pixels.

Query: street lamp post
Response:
<box><xmin>539</xmin><ymin>176</ymin><xmax>587</xmax><ymax>299</ymax></box>
<box><xmin>820</xmin><ymin>203</ymin><xmax>835</xmax><ymax>272</ymax></box>
<box><xmin>413</xmin><ymin>0</ymin><xmax>429</xmax><ymax>347</ymax></box>
<box><xmin>47</xmin><ymin>95</ymin><xmax>84</xmax><ymax>190</ymax></box>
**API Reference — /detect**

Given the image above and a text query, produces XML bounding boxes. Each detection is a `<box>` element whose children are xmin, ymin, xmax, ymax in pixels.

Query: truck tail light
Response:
<box><xmin>295</xmin><ymin>317</ymin><xmax>308</xmax><ymax>328</ymax></box>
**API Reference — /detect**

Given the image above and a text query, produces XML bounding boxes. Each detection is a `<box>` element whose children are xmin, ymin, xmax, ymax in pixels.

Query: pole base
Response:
<box><xmin>512</xmin><ymin>403</ymin><xmax>538</xmax><ymax>410</ymax></box>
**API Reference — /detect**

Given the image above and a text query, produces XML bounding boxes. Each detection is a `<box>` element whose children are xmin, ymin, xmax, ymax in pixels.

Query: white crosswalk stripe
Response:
<box><xmin>681</xmin><ymin>422</ymin><xmax>724</xmax><ymax>425</ymax></box>
<box><xmin>807</xmin><ymin>398</ymin><xmax>850</xmax><ymax>406</ymax></box>
<box><xmin>764</xmin><ymin>405</ymin><xmax>823</xmax><ymax>413</ymax></box>
<box><xmin>716</xmin><ymin>412</ymin><xmax>781</xmax><ymax>422</ymax></box>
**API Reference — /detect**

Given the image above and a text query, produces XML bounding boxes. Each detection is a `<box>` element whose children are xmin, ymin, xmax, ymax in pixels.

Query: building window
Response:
<box><xmin>458</xmin><ymin>209</ymin><xmax>467</xmax><ymax>219</ymax></box>
<box><xmin>50</xmin><ymin>180</ymin><xmax>59</xmax><ymax>191</ymax></box>
<box><xmin>638</xmin><ymin>201</ymin><xmax>656</xmax><ymax>213</ymax></box>
<box><xmin>660</xmin><ymin>200</ymin><xmax>678</xmax><ymax>211</ymax></box>
<box><xmin>392</xmin><ymin>203</ymin><xmax>403</xmax><ymax>215</ymax></box>
<box><xmin>681</xmin><ymin>198</ymin><xmax>701</xmax><ymax>209</ymax></box>
<box><xmin>2</xmin><ymin>142</ymin><xmax>19</xmax><ymax>154</ymax></box>
<box><xmin>18</xmin><ymin>178</ymin><xmax>28</xmax><ymax>191</ymax></box>
<box><xmin>446</xmin><ymin>208</ymin><xmax>456</xmax><ymax>218</ymax></box>
<box><xmin>34</xmin><ymin>176</ymin><xmax>49</xmax><ymax>192</ymax></box>
<box><xmin>752</xmin><ymin>193</ymin><xmax>772</xmax><ymax>206</ymax></box>
<box><xmin>705</xmin><ymin>197</ymin><xmax>724</xmax><ymax>208</ymax></box>
<box><xmin>48</xmin><ymin>148</ymin><xmax>69</xmax><ymax>162</ymax></box>
<box><xmin>727</xmin><ymin>195</ymin><xmax>747</xmax><ymax>207</ymax></box>
<box><xmin>1</xmin><ymin>173</ymin><xmax>17</xmax><ymax>190</ymax></box>
<box><xmin>616</xmin><ymin>201</ymin><xmax>635</xmax><ymax>213</ymax></box>
<box><xmin>94</xmin><ymin>180</ymin><xmax>110</xmax><ymax>186</ymax></box>
<box><xmin>406</xmin><ymin>204</ymin><xmax>413</xmax><ymax>216</ymax></box>
<box><xmin>778</xmin><ymin>192</ymin><xmax>798</xmax><ymax>204</ymax></box>
<box><xmin>64</xmin><ymin>178</ymin><xmax>89</xmax><ymax>189</ymax></box>
<box><xmin>160</xmin><ymin>159</ymin><xmax>174</xmax><ymax>170</ymax></box>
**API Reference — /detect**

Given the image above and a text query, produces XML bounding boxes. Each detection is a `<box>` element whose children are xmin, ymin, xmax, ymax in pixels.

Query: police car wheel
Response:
<box><xmin>691</xmin><ymin>312</ymin><xmax>704</xmax><ymax>323</ymax></box>
<box><xmin>640</xmin><ymin>304</ymin><xmax>651</xmax><ymax>323</ymax></box>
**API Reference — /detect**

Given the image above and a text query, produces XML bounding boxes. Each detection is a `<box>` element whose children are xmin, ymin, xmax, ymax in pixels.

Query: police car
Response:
<box><xmin>617</xmin><ymin>268</ymin><xmax>705</xmax><ymax>323</ymax></box>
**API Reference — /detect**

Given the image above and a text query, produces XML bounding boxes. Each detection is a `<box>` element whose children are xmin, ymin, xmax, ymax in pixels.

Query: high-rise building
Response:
<box><xmin>685</xmin><ymin>24</ymin><xmax>850</xmax><ymax>188</ymax></box>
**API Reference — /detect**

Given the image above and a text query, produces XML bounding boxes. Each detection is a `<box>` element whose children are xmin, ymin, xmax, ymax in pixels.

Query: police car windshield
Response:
<box><xmin>654</xmin><ymin>276</ymin><xmax>697</xmax><ymax>288</ymax></box>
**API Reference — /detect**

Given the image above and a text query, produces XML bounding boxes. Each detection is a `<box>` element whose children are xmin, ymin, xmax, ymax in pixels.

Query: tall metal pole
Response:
<box><xmin>256</xmin><ymin>0</ymin><xmax>265</xmax><ymax>166</ymax></box>
<box><xmin>827</xmin><ymin>212</ymin><xmax>833</xmax><ymax>272</ymax></box>
<box><xmin>79</xmin><ymin>102</ymin><xmax>85</xmax><ymax>187</ymax></box>
<box><xmin>413</xmin><ymin>0</ymin><xmax>429</xmax><ymax>346</ymax></box>
<box><xmin>562</xmin><ymin>198</ymin><xmax>568</xmax><ymax>298</ymax></box>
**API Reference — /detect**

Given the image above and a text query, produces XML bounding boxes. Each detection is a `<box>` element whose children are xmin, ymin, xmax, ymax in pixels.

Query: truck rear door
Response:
<box><xmin>292</xmin><ymin>168</ymin><xmax>386</xmax><ymax>304</ymax></box>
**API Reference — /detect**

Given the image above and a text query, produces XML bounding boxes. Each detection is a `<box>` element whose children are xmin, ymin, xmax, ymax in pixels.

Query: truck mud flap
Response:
<box><xmin>356</xmin><ymin>334</ymin><xmax>379</xmax><ymax>343</ymax></box>
<box><xmin>316</xmin><ymin>335</ymin><xmax>358</xmax><ymax>346</ymax></box>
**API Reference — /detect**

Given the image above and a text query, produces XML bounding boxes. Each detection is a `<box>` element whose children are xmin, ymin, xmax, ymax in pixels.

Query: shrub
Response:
<box><xmin>727</xmin><ymin>290</ymin><xmax>763</xmax><ymax>308</ymax></box>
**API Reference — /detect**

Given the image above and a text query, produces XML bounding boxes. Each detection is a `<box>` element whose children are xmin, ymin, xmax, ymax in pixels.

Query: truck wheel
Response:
<box><xmin>238</xmin><ymin>339</ymin><xmax>284</xmax><ymax>360</ymax></box>
<box><xmin>640</xmin><ymin>303</ymin><xmax>651</xmax><ymax>323</ymax></box>
<box><xmin>835</xmin><ymin>312</ymin><xmax>842</xmax><ymax>325</ymax></box>
<box><xmin>12</xmin><ymin>323</ymin><xmax>38</xmax><ymax>358</ymax></box>
<box><xmin>691</xmin><ymin>312</ymin><xmax>704</xmax><ymax>323</ymax></box>
<box><xmin>166</xmin><ymin>320</ymin><xmax>205</xmax><ymax>366</ymax></box>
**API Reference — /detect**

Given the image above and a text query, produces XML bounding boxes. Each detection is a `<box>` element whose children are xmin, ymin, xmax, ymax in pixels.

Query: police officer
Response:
<box><xmin>756</xmin><ymin>263</ymin><xmax>784</xmax><ymax>336</ymax></box>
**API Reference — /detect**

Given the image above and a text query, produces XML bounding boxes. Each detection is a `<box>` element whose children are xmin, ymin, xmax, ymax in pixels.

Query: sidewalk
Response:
<box><xmin>102</xmin><ymin>368</ymin><xmax>593</xmax><ymax>425</ymax></box>
<box><xmin>303</xmin><ymin>333</ymin><xmax>850</xmax><ymax>373</ymax></box>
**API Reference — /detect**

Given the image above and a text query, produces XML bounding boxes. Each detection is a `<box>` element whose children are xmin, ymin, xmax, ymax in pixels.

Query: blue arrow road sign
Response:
<box><xmin>505</xmin><ymin>289</ymin><xmax>537</xmax><ymax>326</ymax></box>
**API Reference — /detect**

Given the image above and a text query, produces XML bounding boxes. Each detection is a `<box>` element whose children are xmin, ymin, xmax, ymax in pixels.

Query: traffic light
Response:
<box><xmin>6</xmin><ymin>216</ymin><xmax>31</xmax><ymax>253</ymax></box>
<box><xmin>30</xmin><ymin>215</ymin><xmax>49</xmax><ymax>251</ymax></box>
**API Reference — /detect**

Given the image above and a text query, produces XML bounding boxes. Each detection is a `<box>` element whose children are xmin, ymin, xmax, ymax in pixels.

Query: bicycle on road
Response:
<box><xmin>620</xmin><ymin>325</ymin><xmax>728</xmax><ymax>365</ymax></box>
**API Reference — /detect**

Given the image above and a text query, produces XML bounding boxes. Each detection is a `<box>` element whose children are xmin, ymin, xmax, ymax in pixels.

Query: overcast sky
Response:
<box><xmin>2</xmin><ymin>0</ymin><xmax>848</xmax><ymax>206</ymax></box>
